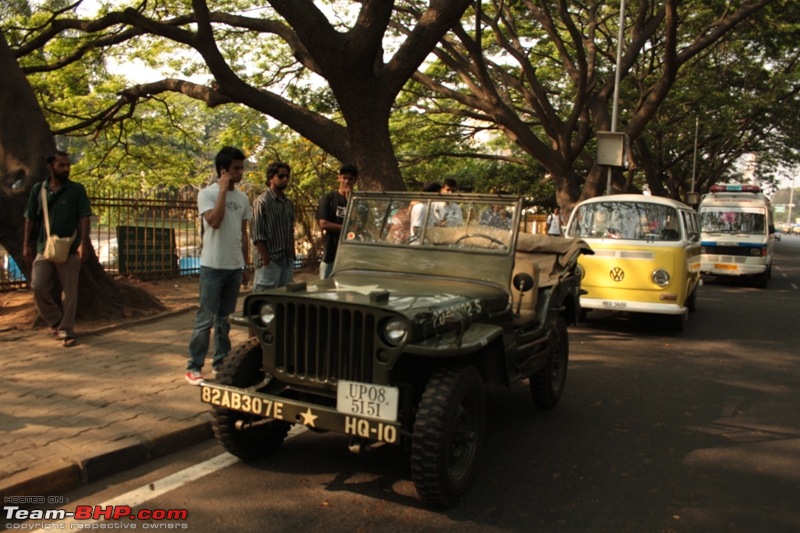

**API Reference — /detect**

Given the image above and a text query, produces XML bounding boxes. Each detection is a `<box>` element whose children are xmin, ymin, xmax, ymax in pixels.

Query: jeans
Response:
<box><xmin>253</xmin><ymin>258</ymin><xmax>294</xmax><ymax>292</ymax></box>
<box><xmin>187</xmin><ymin>266</ymin><xmax>242</xmax><ymax>372</ymax></box>
<box><xmin>319</xmin><ymin>261</ymin><xmax>334</xmax><ymax>280</ymax></box>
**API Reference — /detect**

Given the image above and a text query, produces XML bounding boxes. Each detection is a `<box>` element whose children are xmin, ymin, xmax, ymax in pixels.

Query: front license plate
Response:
<box><xmin>337</xmin><ymin>380</ymin><xmax>399</xmax><ymax>422</ymax></box>
<box><xmin>601</xmin><ymin>300</ymin><xmax>627</xmax><ymax>309</ymax></box>
<box><xmin>714</xmin><ymin>263</ymin><xmax>738</xmax><ymax>270</ymax></box>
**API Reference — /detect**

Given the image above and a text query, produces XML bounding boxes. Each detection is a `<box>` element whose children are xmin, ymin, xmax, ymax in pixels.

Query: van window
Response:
<box><xmin>569</xmin><ymin>201</ymin><xmax>681</xmax><ymax>241</ymax></box>
<box><xmin>699</xmin><ymin>208</ymin><xmax>766</xmax><ymax>235</ymax></box>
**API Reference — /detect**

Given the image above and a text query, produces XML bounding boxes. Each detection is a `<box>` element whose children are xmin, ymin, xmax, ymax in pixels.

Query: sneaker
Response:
<box><xmin>184</xmin><ymin>371</ymin><xmax>205</xmax><ymax>385</ymax></box>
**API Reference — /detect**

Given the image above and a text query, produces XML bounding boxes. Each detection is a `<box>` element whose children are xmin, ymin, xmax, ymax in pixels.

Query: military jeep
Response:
<box><xmin>200</xmin><ymin>192</ymin><xmax>591</xmax><ymax>506</ymax></box>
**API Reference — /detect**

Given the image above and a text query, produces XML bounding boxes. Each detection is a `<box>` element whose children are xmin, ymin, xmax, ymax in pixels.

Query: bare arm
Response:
<box><xmin>78</xmin><ymin>215</ymin><xmax>91</xmax><ymax>262</ymax></box>
<box><xmin>319</xmin><ymin>219</ymin><xmax>342</xmax><ymax>233</ymax></box>
<box><xmin>23</xmin><ymin>219</ymin><xmax>35</xmax><ymax>261</ymax></box>
<box><xmin>203</xmin><ymin>174</ymin><xmax>231</xmax><ymax>229</ymax></box>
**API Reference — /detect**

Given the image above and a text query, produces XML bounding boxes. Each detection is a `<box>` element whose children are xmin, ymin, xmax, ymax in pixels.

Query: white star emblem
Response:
<box><xmin>299</xmin><ymin>408</ymin><xmax>318</xmax><ymax>427</ymax></box>
<box><xmin>332</xmin><ymin>283</ymin><xmax>387</xmax><ymax>296</ymax></box>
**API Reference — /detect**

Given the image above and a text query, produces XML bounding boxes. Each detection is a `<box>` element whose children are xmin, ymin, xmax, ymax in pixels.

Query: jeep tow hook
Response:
<box><xmin>347</xmin><ymin>437</ymin><xmax>386</xmax><ymax>454</ymax></box>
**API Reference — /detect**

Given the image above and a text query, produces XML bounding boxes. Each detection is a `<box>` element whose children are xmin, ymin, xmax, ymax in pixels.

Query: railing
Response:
<box><xmin>1</xmin><ymin>185</ymin><xmax>321</xmax><ymax>291</ymax></box>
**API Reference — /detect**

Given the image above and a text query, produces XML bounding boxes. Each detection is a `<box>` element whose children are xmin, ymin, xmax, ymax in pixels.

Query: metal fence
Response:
<box><xmin>0</xmin><ymin>186</ymin><xmax>321</xmax><ymax>291</ymax></box>
<box><xmin>1</xmin><ymin>187</ymin><xmax>545</xmax><ymax>291</ymax></box>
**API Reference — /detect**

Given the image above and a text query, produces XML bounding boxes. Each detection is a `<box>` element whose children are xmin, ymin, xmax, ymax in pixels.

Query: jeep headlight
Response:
<box><xmin>382</xmin><ymin>318</ymin><xmax>409</xmax><ymax>347</ymax></box>
<box><xmin>651</xmin><ymin>269</ymin><xmax>670</xmax><ymax>287</ymax></box>
<box><xmin>258</xmin><ymin>303</ymin><xmax>276</xmax><ymax>326</ymax></box>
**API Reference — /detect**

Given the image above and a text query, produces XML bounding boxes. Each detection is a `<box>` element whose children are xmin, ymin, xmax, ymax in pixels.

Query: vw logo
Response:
<box><xmin>610</xmin><ymin>267</ymin><xmax>625</xmax><ymax>282</ymax></box>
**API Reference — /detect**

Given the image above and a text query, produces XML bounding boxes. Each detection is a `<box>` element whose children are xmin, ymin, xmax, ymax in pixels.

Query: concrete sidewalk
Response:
<box><xmin>0</xmin><ymin>300</ymin><xmax>250</xmax><ymax>500</ymax></box>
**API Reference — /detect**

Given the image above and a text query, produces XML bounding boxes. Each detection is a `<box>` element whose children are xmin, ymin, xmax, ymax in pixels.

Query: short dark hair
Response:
<box><xmin>214</xmin><ymin>146</ymin><xmax>246</xmax><ymax>176</ymax></box>
<box><xmin>46</xmin><ymin>150</ymin><xmax>69</xmax><ymax>165</ymax></box>
<box><xmin>443</xmin><ymin>178</ymin><xmax>458</xmax><ymax>190</ymax></box>
<box><xmin>338</xmin><ymin>164</ymin><xmax>358</xmax><ymax>177</ymax></box>
<box><xmin>423</xmin><ymin>181</ymin><xmax>442</xmax><ymax>193</ymax></box>
<box><xmin>267</xmin><ymin>162</ymin><xmax>291</xmax><ymax>180</ymax></box>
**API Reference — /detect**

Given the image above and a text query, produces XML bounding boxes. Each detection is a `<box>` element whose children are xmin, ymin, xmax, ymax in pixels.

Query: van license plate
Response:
<box><xmin>337</xmin><ymin>380</ymin><xmax>399</xmax><ymax>422</ymax></box>
<box><xmin>602</xmin><ymin>300</ymin><xmax>627</xmax><ymax>309</ymax></box>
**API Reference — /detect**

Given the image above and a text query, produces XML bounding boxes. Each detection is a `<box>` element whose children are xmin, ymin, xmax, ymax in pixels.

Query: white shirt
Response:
<box><xmin>198</xmin><ymin>183</ymin><xmax>252</xmax><ymax>269</ymax></box>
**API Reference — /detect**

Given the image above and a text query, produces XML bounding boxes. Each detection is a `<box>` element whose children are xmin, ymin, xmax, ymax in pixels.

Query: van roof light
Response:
<box><xmin>709</xmin><ymin>184</ymin><xmax>761</xmax><ymax>194</ymax></box>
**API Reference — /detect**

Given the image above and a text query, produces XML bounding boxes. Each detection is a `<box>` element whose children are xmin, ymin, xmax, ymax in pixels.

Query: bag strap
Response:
<box><xmin>41</xmin><ymin>185</ymin><xmax>51</xmax><ymax>238</ymax></box>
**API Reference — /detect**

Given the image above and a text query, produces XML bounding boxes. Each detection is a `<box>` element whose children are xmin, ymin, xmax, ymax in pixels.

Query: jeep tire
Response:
<box><xmin>530</xmin><ymin>316</ymin><xmax>569</xmax><ymax>408</ymax></box>
<box><xmin>411</xmin><ymin>365</ymin><xmax>486</xmax><ymax>507</ymax></box>
<box><xmin>211</xmin><ymin>338</ymin><xmax>291</xmax><ymax>461</ymax></box>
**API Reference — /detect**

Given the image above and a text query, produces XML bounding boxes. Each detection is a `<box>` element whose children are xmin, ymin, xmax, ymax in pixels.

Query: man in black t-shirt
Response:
<box><xmin>316</xmin><ymin>164</ymin><xmax>358</xmax><ymax>279</ymax></box>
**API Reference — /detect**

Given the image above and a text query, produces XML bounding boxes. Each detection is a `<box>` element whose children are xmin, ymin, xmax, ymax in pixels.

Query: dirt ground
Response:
<box><xmin>0</xmin><ymin>269</ymin><xmax>318</xmax><ymax>335</ymax></box>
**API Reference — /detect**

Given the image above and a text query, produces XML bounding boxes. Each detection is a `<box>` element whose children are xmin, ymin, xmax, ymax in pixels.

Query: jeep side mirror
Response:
<box><xmin>513</xmin><ymin>272</ymin><xmax>534</xmax><ymax>293</ymax></box>
<box><xmin>513</xmin><ymin>272</ymin><xmax>535</xmax><ymax>319</ymax></box>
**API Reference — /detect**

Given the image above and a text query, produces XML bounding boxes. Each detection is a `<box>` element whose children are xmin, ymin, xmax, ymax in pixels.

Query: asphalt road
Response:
<box><xmin>13</xmin><ymin>237</ymin><xmax>800</xmax><ymax>533</ymax></box>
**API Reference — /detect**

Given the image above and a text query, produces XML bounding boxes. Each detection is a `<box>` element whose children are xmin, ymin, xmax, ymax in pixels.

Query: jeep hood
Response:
<box><xmin>278</xmin><ymin>271</ymin><xmax>510</xmax><ymax>320</ymax></box>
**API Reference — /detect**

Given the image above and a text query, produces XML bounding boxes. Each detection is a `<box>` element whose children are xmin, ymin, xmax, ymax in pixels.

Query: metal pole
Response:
<box><xmin>607</xmin><ymin>0</ymin><xmax>626</xmax><ymax>195</ymax></box>
<box><xmin>691</xmin><ymin>116</ymin><xmax>699</xmax><ymax>193</ymax></box>
<box><xmin>788</xmin><ymin>174</ymin><xmax>796</xmax><ymax>224</ymax></box>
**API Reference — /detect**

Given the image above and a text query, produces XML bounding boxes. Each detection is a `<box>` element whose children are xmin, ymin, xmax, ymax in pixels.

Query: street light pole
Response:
<box><xmin>606</xmin><ymin>0</ymin><xmax>627</xmax><ymax>196</ymax></box>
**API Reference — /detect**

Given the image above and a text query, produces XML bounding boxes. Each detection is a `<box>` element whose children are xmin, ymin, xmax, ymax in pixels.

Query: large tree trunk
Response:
<box><xmin>0</xmin><ymin>33</ymin><xmax>164</xmax><ymax>321</ymax></box>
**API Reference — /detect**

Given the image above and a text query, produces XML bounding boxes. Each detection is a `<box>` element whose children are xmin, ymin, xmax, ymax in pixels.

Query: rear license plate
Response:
<box><xmin>601</xmin><ymin>300</ymin><xmax>627</xmax><ymax>309</ymax></box>
<box><xmin>337</xmin><ymin>380</ymin><xmax>399</xmax><ymax>422</ymax></box>
<box><xmin>714</xmin><ymin>263</ymin><xmax>737</xmax><ymax>270</ymax></box>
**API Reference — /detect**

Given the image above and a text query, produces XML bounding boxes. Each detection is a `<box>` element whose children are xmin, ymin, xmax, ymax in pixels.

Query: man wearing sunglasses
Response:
<box><xmin>251</xmin><ymin>162</ymin><xmax>295</xmax><ymax>292</ymax></box>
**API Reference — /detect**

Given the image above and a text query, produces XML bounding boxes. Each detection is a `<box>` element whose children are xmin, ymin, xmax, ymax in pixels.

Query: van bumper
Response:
<box><xmin>580</xmin><ymin>297</ymin><xmax>686</xmax><ymax>315</ymax></box>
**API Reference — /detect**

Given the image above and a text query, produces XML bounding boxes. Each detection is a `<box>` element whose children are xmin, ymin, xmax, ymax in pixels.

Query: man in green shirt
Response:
<box><xmin>23</xmin><ymin>150</ymin><xmax>92</xmax><ymax>347</ymax></box>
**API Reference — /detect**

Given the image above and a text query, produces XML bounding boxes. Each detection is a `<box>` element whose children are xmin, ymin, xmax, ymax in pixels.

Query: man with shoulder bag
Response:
<box><xmin>23</xmin><ymin>150</ymin><xmax>92</xmax><ymax>347</ymax></box>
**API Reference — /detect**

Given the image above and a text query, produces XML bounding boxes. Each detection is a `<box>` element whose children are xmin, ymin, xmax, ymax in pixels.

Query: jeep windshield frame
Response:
<box><xmin>335</xmin><ymin>192</ymin><xmax>521</xmax><ymax>288</ymax></box>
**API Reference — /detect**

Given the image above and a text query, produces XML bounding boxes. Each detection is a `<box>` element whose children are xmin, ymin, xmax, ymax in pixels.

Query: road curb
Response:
<box><xmin>0</xmin><ymin>421</ymin><xmax>212</xmax><ymax>500</ymax></box>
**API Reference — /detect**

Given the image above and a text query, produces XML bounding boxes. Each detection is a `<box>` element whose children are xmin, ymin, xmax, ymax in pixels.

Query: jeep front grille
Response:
<box><xmin>273</xmin><ymin>302</ymin><xmax>376</xmax><ymax>384</ymax></box>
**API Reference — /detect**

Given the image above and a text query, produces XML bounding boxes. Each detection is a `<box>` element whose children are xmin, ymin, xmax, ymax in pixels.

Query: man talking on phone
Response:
<box><xmin>185</xmin><ymin>146</ymin><xmax>252</xmax><ymax>385</ymax></box>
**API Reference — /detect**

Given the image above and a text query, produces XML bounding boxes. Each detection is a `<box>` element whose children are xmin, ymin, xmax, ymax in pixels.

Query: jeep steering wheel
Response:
<box><xmin>456</xmin><ymin>233</ymin><xmax>508</xmax><ymax>249</ymax></box>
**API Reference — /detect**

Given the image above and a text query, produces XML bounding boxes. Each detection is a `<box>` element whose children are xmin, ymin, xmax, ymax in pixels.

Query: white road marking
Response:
<box><xmin>792</xmin><ymin>283</ymin><xmax>799</xmax><ymax>290</ymax></box>
<box><xmin>98</xmin><ymin>452</ymin><xmax>240</xmax><ymax>508</ymax></box>
<box><xmin>53</xmin><ymin>427</ymin><xmax>310</xmax><ymax>526</ymax></box>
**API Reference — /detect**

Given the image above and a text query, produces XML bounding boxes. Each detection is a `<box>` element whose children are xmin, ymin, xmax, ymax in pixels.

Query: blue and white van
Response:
<box><xmin>698</xmin><ymin>184</ymin><xmax>776</xmax><ymax>288</ymax></box>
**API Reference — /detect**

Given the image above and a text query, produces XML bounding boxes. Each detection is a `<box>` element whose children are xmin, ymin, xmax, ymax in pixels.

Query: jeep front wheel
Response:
<box><xmin>530</xmin><ymin>317</ymin><xmax>568</xmax><ymax>409</ymax></box>
<box><xmin>411</xmin><ymin>365</ymin><xmax>486</xmax><ymax>507</ymax></box>
<box><xmin>211</xmin><ymin>338</ymin><xmax>291</xmax><ymax>461</ymax></box>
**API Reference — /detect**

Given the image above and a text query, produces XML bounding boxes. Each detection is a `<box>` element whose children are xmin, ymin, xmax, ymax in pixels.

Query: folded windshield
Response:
<box><xmin>342</xmin><ymin>196</ymin><xmax>516</xmax><ymax>253</ymax></box>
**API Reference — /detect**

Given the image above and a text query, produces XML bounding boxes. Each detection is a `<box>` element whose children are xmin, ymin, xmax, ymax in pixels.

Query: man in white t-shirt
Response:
<box><xmin>185</xmin><ymin>147</ymin><xmax>252</xmax><ymax>385</ymax></box>
<box><xmin>410</xmin><ymin>181</ymin><xmax>444</xmax><ymax>242</ymax></box>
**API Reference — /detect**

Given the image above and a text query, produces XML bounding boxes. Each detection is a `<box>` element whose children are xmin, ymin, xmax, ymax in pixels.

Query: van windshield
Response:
<box><xmin>569</xmin><ymin>201</ymin><xmax>682</xmax><ymax>241</ymax></box>
<box><xmin>699</xmin><ymin>208</ymin><xmax>766</xmax><ymax>235</ymax></box>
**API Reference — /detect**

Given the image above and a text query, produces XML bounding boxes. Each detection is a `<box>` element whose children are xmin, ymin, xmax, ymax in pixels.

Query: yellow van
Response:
<box><xmin>564</xmin><ymin>194</ymin><xmax>701</xmax><ymax>331</ymax></box>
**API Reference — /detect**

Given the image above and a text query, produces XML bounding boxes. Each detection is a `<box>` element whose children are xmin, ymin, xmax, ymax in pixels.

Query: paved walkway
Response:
<box><xmin>0</xmin><ymin>298</ymin><xmax>250</xmax><ymax>499</ymax></box>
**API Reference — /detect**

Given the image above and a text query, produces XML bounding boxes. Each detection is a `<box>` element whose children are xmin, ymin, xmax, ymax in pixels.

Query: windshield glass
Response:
<box><xmin>699</xmin><ymin>208</ymin><xmax>766</xmax><ymax>234</ymax></box>
<box><xmin>568</xmin><ymin>201</ymin><xmax>682</xmax><ymax>241</ymax></box>
<box><xmin>342</xmin><ymin>196</ymin><xmax>515</xmax><ymax>253</ymax></box>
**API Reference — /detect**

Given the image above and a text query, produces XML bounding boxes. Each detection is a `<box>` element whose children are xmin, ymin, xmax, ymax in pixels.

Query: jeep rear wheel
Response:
<box><xmin>530</xmin><ymin>317</ymin><xmax>568</xmax><ymax>409</ymax></box>
<box><xmin>212</xmin><ymin>338</ymin><xmax>290</xmax><ymax>461</ymax></box>
<box><xmin>411</xmin><ymin>365</ymin><xmax>486</xmax><ymax>507</ymax></box>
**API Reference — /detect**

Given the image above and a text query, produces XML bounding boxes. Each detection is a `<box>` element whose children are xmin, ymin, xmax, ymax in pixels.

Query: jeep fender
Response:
<box><xmin>403</xmin><ymin>322</ymin><xmax>504</xmax><ymax>357</ymax></box>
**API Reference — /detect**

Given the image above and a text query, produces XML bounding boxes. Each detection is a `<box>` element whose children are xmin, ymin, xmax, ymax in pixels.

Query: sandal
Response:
<box><xmin>62</xmin><ymin>336</ymin><xmax>76</xmax><ymax>347</ymax></box>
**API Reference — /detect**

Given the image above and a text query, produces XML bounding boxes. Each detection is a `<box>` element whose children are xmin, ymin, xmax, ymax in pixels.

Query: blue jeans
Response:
<box><xmin>187</xmin><ymin>266</ymin><xmax>242</xmax><ymax>372</ymax></box>
<box><xmin>253</xmin><ymin>259</ymin><xmax>294</xmax><ymax>292</ymax></box>
<box><xmin>319</xmin><ymin>261</ymin><xmax>334</xmax><ymax>280</ymax></box>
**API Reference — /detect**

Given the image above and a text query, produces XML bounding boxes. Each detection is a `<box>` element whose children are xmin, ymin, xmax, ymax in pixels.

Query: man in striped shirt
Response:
<box><xmin>251</xmin><ymin>162</ymin><xmax>295</xmax><ymax>292</ymax></box>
